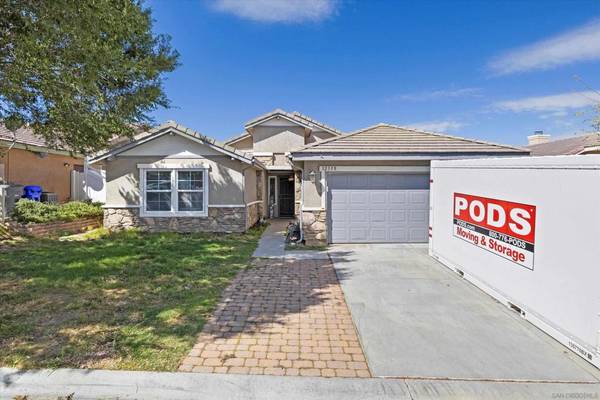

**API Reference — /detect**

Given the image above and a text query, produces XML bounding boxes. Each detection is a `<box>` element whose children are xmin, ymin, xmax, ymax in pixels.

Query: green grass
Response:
<box><xmin>0</xmin><ymin>225</ymin><xmax>265</xmax><ymax>371</ymax></box>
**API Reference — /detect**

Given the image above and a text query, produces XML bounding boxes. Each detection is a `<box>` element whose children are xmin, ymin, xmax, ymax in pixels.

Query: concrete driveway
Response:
<box><xmin>329</xmin><ymin>244</ymin><xmax>600</xmax><ymax>382</ymax></box>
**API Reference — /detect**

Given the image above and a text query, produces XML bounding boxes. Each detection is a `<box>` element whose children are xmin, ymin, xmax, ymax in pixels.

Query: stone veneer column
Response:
<box><xmin>302</xmin><ymin>209</ymin><xmax>327</xmax><ymax>245</ymax></box>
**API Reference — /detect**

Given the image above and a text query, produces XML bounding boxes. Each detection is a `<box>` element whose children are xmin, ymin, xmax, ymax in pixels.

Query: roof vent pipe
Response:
<box><xmin>527</xmin><ymin>130</ymin><xmax>551</xmax><ymax>146</ymax></box>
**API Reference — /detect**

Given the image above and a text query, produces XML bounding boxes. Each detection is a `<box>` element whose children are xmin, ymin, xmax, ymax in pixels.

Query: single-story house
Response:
<box><xmin>0</xmin><ymin>124</ymin><xmax>84</xmax><ymax>202</ymax></box>
<box><xmin>526</xmin><ymin>131</ymin><xmax>600</xmax><ymax>156</ymax></box>
<box><xmin>91</xmin><ymin>110</ymin><xmax>529</xmax><ymax>244</ymax></box>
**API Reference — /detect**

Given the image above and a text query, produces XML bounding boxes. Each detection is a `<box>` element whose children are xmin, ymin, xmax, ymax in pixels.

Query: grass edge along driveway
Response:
<box><xmin>0</xmin><ymin>225</ymin><xmax>265</xmax><ymax>371</ymax></box>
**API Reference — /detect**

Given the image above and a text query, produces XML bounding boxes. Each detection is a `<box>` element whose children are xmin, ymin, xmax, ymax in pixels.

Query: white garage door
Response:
<box><xmin>327</xmin><ymin>173</ymin><xmax>430</xmax><ymax>243</ymax></box>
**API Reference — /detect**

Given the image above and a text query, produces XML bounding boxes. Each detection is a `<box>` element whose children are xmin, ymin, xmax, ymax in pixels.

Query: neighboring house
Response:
<box><xmin>526</xmin><ymin>132</ymin><xmax>600</xmax><ymax>156</ymax></box>
<box><xmin>93</xmin><ymin>110</ymin><xmax>529</xmax><ymax>244</ymax></box>
<box><xmin>0</xmin><ymin>124</ymin><xmax>84</xmax><ymax>202</ymax></box>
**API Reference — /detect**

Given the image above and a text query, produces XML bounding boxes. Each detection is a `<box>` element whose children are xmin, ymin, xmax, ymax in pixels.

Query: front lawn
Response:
<box><xmin>0</xmin><ymin>226</ymin><xmax>264</xmax><ymax>371</ymax></box>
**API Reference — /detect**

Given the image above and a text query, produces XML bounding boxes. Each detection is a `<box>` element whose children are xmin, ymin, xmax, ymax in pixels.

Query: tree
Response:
<box><xmin>0</xmin><ymin>0</ymin><xmax>179</xmax><ymax>154</ymax></box>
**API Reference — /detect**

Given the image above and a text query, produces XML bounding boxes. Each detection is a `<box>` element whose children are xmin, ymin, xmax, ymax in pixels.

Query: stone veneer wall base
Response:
<box><xmin>104</xmin><ymin>207</ymin><xmax>247</xmax><ymax>233</ymax></box>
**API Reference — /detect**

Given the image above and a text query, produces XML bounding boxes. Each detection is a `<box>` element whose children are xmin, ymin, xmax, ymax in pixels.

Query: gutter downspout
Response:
<box><xmin>286</xmin><ymin>154</ymin><xmax>304</xmax><ymax>242</ymax></box>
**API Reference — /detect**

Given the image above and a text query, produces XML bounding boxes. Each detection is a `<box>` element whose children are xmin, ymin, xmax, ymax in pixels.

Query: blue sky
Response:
<box><xmin>147</xmin><ymin>0</ymin><xmax>600</xmax><ymax>145</ymax></box>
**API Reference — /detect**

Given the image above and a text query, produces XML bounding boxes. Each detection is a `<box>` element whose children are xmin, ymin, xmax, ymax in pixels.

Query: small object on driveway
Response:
<box><xmin>285</xmin><ymin>221</ymin><xmax>301</xmax><ymax>244</ymax></box>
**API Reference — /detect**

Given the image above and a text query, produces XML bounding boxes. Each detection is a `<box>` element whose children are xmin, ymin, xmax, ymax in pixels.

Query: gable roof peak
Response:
<box><xmin>244</xmin><ymin>109</ymin><xmax>342</xmax><ymax>135</ymax></box>
<box><xmin>89</xmin><ymin>120</ymin><xmax>264</xmax><ymax>168</ymax></box>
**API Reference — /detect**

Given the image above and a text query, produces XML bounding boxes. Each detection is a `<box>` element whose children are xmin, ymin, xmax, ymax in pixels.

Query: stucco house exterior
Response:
<box><xmin>92</xmin><ymin>109</ymin><xmax>529</xmax><ymax>244</ymax></box>
<box><xmin>0</xmin><ymin>124</ymin><xmax>84</xmax><ymax>202</ymax></box>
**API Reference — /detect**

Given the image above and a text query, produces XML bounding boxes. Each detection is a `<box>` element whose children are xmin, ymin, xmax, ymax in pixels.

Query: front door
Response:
<box><xmin>278</xmin><ymin>175</ymin><xmax>294</xmax><ymax>217</ymax></box>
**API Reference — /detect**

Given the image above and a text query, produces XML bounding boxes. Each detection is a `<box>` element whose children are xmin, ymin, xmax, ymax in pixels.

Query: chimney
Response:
<box><xmin>527</xmin><ymin>130</ymin><xmax>551</xmax><ymax>146</ymax></box>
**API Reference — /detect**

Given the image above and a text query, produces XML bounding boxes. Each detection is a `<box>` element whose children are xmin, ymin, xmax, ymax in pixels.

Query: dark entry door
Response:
<box><xmin>278</xmin><ymin>176</ymin><xmax>294</xmax><ymax>217</ymax></box>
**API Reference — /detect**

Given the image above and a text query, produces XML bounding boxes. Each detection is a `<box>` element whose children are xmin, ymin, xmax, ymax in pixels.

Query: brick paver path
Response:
<box><xmin>179</xmin><ymin>258</ymin><xmax>371</xmax><ymax>378</ymax></box>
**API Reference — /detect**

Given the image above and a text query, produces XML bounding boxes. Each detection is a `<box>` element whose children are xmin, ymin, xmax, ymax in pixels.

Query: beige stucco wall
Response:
<box><xmin>300</xmin><ymin>160</ymin><xmax>431</xmax><ymax>208</ymax></box>
<box><xmin>243</xmin><ymin>167</ymin><xmax>258</xmax><ymax>203</ymax></box>
<box><xmin>102</xmin><ymin>135</ymin><xmax>258</xmax><ymax>207</ymax></box>
<box><xmin>229</xmin><ymin>135</ymin><xmax>253</xmax><ymax>153</ymax></box>
<box><xmin>253</xmin><ymin>126</ymin><xmax>306</xmax><ymax>153</ymax></box>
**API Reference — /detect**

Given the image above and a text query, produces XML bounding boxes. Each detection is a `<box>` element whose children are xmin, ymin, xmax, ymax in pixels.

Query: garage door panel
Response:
<box><xmin>331</xmin><ymin>229</ymin><xmax>349</xmax><ymax>242</ymax></box>
<box><xmin>369</xmin><ymin>228</ymin><xmax>387</xmax><ymax>242</ymax></box>
<box><xmin>389</xmin><ymin>228</ymin><xmax>408</xmax><ymax>242</ymax></box>
<box><xmin>409</xmin><ymin>210</ymin><xmax>429</xmax><ymax>223</ymax></box>
<box><xmin>409</xmin><ymin>191</ymin><xmax>429</xmax><ymax>203</ymax></box>
<box><xmin>350</xmin><ymin>210</ymin><xmax>368</xmax><ymax>223</ymax></box>
<box><xmin>390</xmin><ymin>210</ymin><xmax>407</xmax><ymax>223</ymax></box>
<box><xmin>350</xmin><ymin>227</ymin><xmax>369</xmax><ymax>241</ymax></box>
<box><xmin>369</xmin><ymin>191</ymin><xmax>387</xmax><ymax>204</ymax></box>
<box><xmin>409</xmin><ymin>227</ymin><xmax>428</xmax><ymax>242</ymax></box>
<box><xmin>350</xmin><ymin>191</ymin><xmax>368</xmax><ymax>205</ymax></box>
<box><xmin>328</xmin><ymin>173</ymin><xmax>430</xmax><ymax>243</ymax></box>
<box><xmin>331</xmin><ymin>190</ymin><xmax>349</xmax><ymax>204</ymax></box>
<box><xmin>370</xmin><ymin>210</ymin><xmax>387</xmax><ymax>223</ymax></box>
<box><xmin>389</xmin><ymin>191</ymin><xmax>407</xmax><ymax>204</ymax></box>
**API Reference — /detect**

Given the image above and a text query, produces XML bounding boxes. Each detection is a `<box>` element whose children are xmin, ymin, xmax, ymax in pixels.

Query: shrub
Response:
<box><xmin>12</xmin><ymin>200</ymin><xmax>103</xmax><ymax>224</ymax></box>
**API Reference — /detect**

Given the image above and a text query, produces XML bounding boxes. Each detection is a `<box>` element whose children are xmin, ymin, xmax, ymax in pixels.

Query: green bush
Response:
<box><xmin>12</xmin><ymin>200</ymin><xmax>103</xmax><ymax>224</ymax></box>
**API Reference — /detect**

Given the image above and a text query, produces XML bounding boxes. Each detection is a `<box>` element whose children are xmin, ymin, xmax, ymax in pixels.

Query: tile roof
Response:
<box><xmin>292</xmin><ymin>123</ymin><xmax>529</xmax><ymax>155</ymax></box>
<box><xmin>90</xmin><ymin>121</ymin><xmax>262</xmax><ymax>167</ymax></box>
<box><xmin>244</xmin><ymin>109</ymin><xmax>342</xmax><ymax>135</ymax></box>
<box><xmin>0</xmin><ymin>124</ymin><xmax>50</xmax><ymax>148</ymax></box>
<box><xmin>225</xmin><ymin>132</ymin><xmax>251</xmax><ymax>145</ymax></box>
<box><xmin>527</xmin><ymin>133</ymin><xmax>600</xmax><ymax>156</ymax></box>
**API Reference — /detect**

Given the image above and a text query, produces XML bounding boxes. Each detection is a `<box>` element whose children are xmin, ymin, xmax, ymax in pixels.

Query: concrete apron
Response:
<box><xmin>252</xmin><ymin>219</ymin><xmax>328</xmax><ymax>260</ymax></box>
<box><xmin>2</xmin><ymin>367</ymin><xmax>599</xmax><ymax>400</ymax></box>
<box><xmin>328</xmin><ymin>244</ymin><xmax>600</xmax><ymax>383</ymax></box>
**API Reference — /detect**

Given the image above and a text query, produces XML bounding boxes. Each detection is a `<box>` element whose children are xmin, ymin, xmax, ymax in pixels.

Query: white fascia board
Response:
<box><xmin>245</xmin><ymin>114</ymin><xmax>313</xmax><ymax>131</ymax></box>
<box><xmin>0</xmin><ymin>139</ymin><xmax>81</xmax><ymax>158</ymax></box>
<box><xmin>137</xmin><ymin>163</ymin><xmax>208</xmax><ymax>169</ymax></box>
<box><xmin>92</xmin><ymin>127</ymin><xmax>255</xmax><ymax>165</ymax></box>
<box><xmin>319</xmin><ymin>165</ymin><xmax>430</xmax><ymax>173</ymax></box>
<box><xmin>291</xmin><ymin>153</ymin><xmax>527</xmax><ymax>161</ymax></box>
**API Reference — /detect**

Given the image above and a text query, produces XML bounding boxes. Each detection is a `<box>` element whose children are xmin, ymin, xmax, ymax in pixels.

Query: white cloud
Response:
<box><xmin>388</xmin><ymin>87</ymin><xmax>481</xmax><ymax>102</ymax></box>
<box><xmin>539</xmin><ymin>110</ymin><xmax>569</xmax><ymax>120</ymax></box>
<box><xmin>489</xmin><ymin>19</ymin><xmax>600</xmax><ymax>75</ymax></box>
<box><xmin>211</xmin><ymin>0</ymin><xmax>337</xmax><ymax>23</ymax></box>
<box><xmin>493</xmin><ymin>91</ymin><xmax>600</xmax><ymax>112</ymax></box>
<box><xmin>408</xmin><ymin>120</ymin><xmax>465</xmax><ymax>133</ymax></box>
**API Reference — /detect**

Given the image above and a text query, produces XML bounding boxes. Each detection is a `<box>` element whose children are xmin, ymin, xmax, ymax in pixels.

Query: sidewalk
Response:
<box><xmin>252</xmin><ymin>219</ymin><xmax>328</xmax><ymax>259</ymax></box>
<box><xmin>2</xmin><ymin>368</ymin><xmax>599</xmax><ymax>400</ymax></box>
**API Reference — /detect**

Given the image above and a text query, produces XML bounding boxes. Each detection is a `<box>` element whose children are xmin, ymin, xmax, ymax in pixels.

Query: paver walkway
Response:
<box><xmin>179</xmin><ymin>257</ymin><xmax>370</xmax><ymax>378</ymax></box>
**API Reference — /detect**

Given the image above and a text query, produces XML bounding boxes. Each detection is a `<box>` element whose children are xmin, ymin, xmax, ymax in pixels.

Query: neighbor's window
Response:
<box><xmin>143</xmin><ymin>169</ymin><xmax>207</xmax><ymax>215</ymax></box>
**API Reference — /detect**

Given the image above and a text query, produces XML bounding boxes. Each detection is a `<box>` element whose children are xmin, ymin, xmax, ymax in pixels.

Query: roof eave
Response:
<box><xmin>291</xmin><ymin>151</ymin><xmax>530</xmax><ymax>161</ymax></box>
<box><xmin>89</xmin><ymin>123</ymin><xmax>256</xmax><ymax>165</ymax></box>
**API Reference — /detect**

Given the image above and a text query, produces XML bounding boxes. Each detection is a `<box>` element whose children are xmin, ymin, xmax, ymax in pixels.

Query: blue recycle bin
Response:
<box><xmin>23</xmin><ymin>185</ymin><xmax>43</xmax><ymax>201</ymax></box>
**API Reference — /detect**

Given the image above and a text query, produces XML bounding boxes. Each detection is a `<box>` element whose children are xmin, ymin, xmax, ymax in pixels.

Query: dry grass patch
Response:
<box><xmin>0</xmin><ymin>226</ymin><xmax>265</xmax><ymax>371</ymax></box>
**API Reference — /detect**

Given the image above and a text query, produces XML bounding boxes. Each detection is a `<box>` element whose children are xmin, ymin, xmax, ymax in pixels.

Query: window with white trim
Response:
<box><xmin>142</xmin><ymin>168</ymin><xmax>208</xmax><ymax>216</ymax></box>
